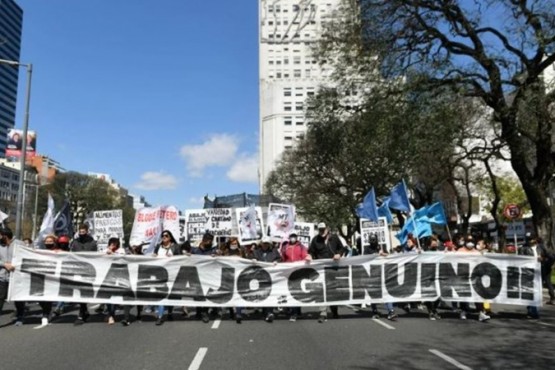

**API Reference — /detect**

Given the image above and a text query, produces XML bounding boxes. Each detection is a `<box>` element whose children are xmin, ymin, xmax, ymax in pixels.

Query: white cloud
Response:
<box><xmin>135</xmin><ymin>171</ymin><xmax>178</xmax><ymax>190</ymax></box>
<box><xmin>188</xmin><ymin>196</ymin><xmax>205</xmax><ymax>205</ymax></box>
<box><xmin>227</xmin><ymin>154</ymin><xmax>259</xmax><ymax>183</ymax></box>
<box><xmin>180</xmin><ymin>134</ymin><xmax>238</xmax><ymax>177</ymax></box>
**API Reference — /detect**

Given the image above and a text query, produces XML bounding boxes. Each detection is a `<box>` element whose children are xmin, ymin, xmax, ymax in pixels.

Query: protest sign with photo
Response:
<box><xmin>236</xmin><ymin>206</ymin><xmax>264</xmax><ymax>244</ymax></box>
<box><xmin>267</xmin><ymin>203</ymin><xmax>295</xmax><ymax>241</ymax></box>
<box><xmin>360</xmin><ymin>217</ymin><xmax>391</xmax><ymax>254</ymax></box>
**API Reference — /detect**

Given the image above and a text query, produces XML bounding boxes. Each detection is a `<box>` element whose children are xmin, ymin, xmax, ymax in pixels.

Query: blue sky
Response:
<box><xmin>15</xmin><ymin>0</ymin><xmax>260</xmax><ymax>210</ymax></box>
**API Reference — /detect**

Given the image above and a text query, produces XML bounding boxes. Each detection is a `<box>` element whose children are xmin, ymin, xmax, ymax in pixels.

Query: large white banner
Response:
<box><xmin>236</xmin><ymin>206</ymin><xmax>264</xmax><ymax>244</ymax></box>
<box><xmin>129</xmin><ymin>206</ymin><xmax>180</xmax><ymax>253</ymax></box>
<box><xmin>90</xmin><ymin>210</ymin><xmax>124</xmax><ymax>252</ymax></box>
<box><xmin>184</xmin><ymin>208</ymin><xmax>233</xmax><ymax>243</ymax></box>
<box><xmin>360</xmin><ymin>217</ymin><xmax>391</xmax><ymax>254</ymax></box>
<box><xmin>266</xmin><ymin>203</ymin><xmax>295</xmax><ymax>241</ymax></box>
<box><xmin>9</xmin><ymin>248</ymin><xmax>541</xmax><ymax>307</ymax></box>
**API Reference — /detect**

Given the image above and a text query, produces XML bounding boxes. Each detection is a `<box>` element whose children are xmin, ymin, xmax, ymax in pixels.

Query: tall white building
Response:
<box><xmin>258</xmin><ymin>0</ymin><xmax>341</xmax><ymax>191</ymax></box>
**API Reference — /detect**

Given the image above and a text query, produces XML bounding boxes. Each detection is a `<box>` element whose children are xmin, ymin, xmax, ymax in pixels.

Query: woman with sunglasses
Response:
<box><xmin>153</xmin><ymin>230</ymin><xmax>181</xmax><ymax>325</ymax></box>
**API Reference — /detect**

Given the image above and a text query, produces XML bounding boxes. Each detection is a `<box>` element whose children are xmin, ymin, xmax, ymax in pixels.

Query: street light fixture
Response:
<box><xmin>0</xmin><ymin>58</ymin><xmax>33</xmax><ymax>239</ymax></box>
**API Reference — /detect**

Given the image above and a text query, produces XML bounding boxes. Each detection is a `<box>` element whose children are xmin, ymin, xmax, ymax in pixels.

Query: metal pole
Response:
<box><xmin>15</xmin><ymin>63</ymin><xmax>33</xmax><ymax>239</ymax></box>
<box><xmin>32</xmin><ymin>184</ymin><xmax>39</xmax><ymax>240</ymax></box>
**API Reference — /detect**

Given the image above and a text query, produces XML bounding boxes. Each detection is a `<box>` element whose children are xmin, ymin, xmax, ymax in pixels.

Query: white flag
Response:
<box><xmin>34</xmin><ymin>194</ymin><xmax>55</xmax><ymax>248</ymax></box>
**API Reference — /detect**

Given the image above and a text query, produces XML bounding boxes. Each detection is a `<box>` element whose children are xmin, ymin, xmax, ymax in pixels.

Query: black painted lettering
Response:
<box><xmin>351</xmin><ymin>265</ymin><xmax>383</xmax><ymax>300</ymax></box>
<box><xmin>21</xmin><ymin>258</ymin><xmax>57</xmax><ymax>296</ymax></box>
<box><xmin>439</xmin><ymin>263</ymin><xmax>471</xmax><ymax>298</ymax></box>
<box><xmin>169</xmin><ymin>266</ymin><xmax>206</xmax><ymax>302</ymax></box>
<box><xmin>206</xmin><ymin>267</ymin><xmax>234</xmax><ymax>304</ymax></box>
<box><xmin>288</xmin><ymin>268</ymin><xmax>324</xmax><ymax>303</ymax></box>
<box><xmin>507</xmin><ymin>266</ymin><xmax>520</xmax><ymax>299</ymax></box>
<box><xmin>471</xmin><ymin>263</ymin><xmax>502</xmax><ymax>299</ymax></box>
<box><xmin>324</xmin><ymin>266</ymin><xmax>350</xmax><ymax>302</ymax></box>
<box><xmin>237</xmin><ymin>266</ymin><xmax>272</xmax><ymax>302</ymax></box>
<box><xmin>58</xmin><ymin>261</ymin><xmax>96</xmax><ymax>299</ymax></box>
<box><xmin>136</xmin><ymin>265</ymin><xmax>169</xmax><ymax>301</ymax></box>
<box><xmin>520</xmin><ymin>267</ymin><xmax>535</xmax><ymax>301</ymax></box>
<box><xmin>96</xmin><ymin>263</ymin><xmax>135</xmax><ymax>301</ymax></box>
<box><xmin>420</xmin><ymin>263</ymin><xmax>437</xmax><ymax>298</ymax></box>
<box><xmin>385</xmin><ymin>263</ymin><xmax>417</xmax><ymax>298</ymax></box>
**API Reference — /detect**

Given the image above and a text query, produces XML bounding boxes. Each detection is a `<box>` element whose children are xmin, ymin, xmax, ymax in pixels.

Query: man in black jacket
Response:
<box><xmin>309</xmin><ymin>223</ymin><xmax>345</xmax><ymax>323</ymax></box>
<box><xmin>70</xmin><ymin>224</ymin><xmax>98</xmax><ymax>325</ymax></box>
<box><xmin>254</xmin><ymin>237</ymin><xmax>281</xmax><ymax>323</ymax></box>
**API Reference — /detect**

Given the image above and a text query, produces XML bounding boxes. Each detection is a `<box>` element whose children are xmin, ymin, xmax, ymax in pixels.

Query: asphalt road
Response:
<box><xmin>0</xmin><ymin>299</ymin><xmax>553</xmax><ymax>370</ymax></box>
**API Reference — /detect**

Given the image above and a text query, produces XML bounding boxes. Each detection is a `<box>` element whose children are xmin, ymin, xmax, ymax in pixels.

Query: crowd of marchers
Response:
<box><xmin>0</xmin><ymin>222</ymin><xmax>552</xmax><ymax>327</ymax></box>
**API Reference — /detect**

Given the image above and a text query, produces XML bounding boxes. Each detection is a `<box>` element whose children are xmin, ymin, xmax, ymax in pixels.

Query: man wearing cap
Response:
<box><xmin>0</xmin><ymin>228</ymin><xmax>27</xmax><ymax>326</ymax></box>
<box><xmin>309</xmin><ymin>223</ymin><xmax>346</xmax><ymax>323</ymax></box>
<box><xmin>281</xmin><ymin>233</ymin><xmax>310</xmax><ymax>321</ymax></box>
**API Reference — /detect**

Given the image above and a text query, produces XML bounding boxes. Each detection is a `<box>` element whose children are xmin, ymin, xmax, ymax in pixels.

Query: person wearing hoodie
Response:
<box><xmin>281</xmin><ymin>233</ymin><xmax>310</xmax><ymax>321</ymax></box>
<box><xmin>70</xmin><ymin>224</ymin><xmax>98</xmax><ymax>325</ymax></box>
<box><xmin>0</xmin><ymin>228</ymin><xmax>27</xmax><ymax>326</ymax></box>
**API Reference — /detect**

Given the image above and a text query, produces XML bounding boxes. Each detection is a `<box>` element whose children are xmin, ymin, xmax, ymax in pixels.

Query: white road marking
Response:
<box><xmin>429</xmin><ymin>349</ymin><xmax>473</xmax><ymax>370</ymax></box>
<box><xmin>211</xmin><ymin>319</ymin><xmax>221</xmax><ymax>329</ymax></box>
<box><xmin>536</xmin><ymin>321</ymin><xmax>555</xmax><ymax>327</ymax></box>
<box><xmin>188</xmin><ymin>347</ymin><xmax>208</xmax><ymax>370</ymax></box>
<box><xmin>371</xmin><ymin>318</ymin><xmax>395</xmax><ymax>330</ymax></box>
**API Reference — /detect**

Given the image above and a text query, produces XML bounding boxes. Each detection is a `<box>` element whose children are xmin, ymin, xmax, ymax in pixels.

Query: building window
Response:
<box><xmin>294</xmin><ymin>69</ymin><xmax>301</xmax><ymax>78</ymax></box>
<box><xmin>296</xmin><ymin>120</ymin><xmax>304</xmax><ymax>126</ymax></box>
<box><xmin>276</xmin><ymin>72</ymin><xmax>282</xmax><ymax>78</ymax></box>
<box><xmin>284</xmin><ymin>136</ymin><xmax>293</xmax><ymax>141</ymax></box>
<box><xmin>284</xmin><ymin>88</ymin><xmax>292</xmax><ymax>96</ymax></box>
<box><xmin>284</xmin><ymin>102</ymin><xmax>292</xmax><ymax>111</ymax></box>
<box><xmin>294</xmin><ymin>56</ymin><xmax>301</xmax><ymax>64</ymax></box>
<box><xmin>306</xmin><ymin>69</ymin><xmax>311</xmax><ymax>78</ymax></box>
<box><xmin>284</xmin><ymin>117</ymin><xmax>292</xmax><ymax>125</ymax></box>
<box><xmin>295</xmin><ymin>103</ymin><xmax>303</xmax><ymax>111</ymax></box>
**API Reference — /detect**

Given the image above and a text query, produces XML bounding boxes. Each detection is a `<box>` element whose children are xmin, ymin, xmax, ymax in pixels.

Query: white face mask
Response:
<box><xmin>230</xmin><ymin>245</ymin><xmax>238</xmax><ymax>250</ymax></box>
<box><xmin>289</xmin><ymin>238</ymin><xmax>297</xmax><ymax>244</ymax></box>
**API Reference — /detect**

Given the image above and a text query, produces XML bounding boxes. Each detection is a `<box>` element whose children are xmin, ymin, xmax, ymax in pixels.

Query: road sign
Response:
<box><xmin>503</xmin><ymin>204</ymin><xmax>521</xmax><ymax>220</ymax></box>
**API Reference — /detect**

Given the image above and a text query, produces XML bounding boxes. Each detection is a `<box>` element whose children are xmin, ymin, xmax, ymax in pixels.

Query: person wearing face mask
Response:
<box><xmin>153</xmin><ymin>230</ymin><xmax>181</xmax><ymax>325</ymax></box>
<box><xmin>222</xmin><ymin>237</ymin><xmax>245</xmax><ymax>323</ymax></box>
<box><xmin>69</xmin><ymin>224</ymin><xmax>98</xmax><ymax>325</ymax></box>
<box><xmin>281</xmin><ymin>233</ymin><xmax>310</xmax><ymax>321</ymax></box>
<box><xmin>0</xmin><ymin>228</ymin><xmax>27</xmax><ymax>326</ymax></box>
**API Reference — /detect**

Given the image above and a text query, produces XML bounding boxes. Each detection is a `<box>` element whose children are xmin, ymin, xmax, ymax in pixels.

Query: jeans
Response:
<box><xmin>371</xmin><ymin>303</ymin><xmax>394</xmax><ymax>312</ymax></box>
<box><xmin>157</xmin><ymin>305</ymin><xmax>173</xmax><ymax>319</ymax></box>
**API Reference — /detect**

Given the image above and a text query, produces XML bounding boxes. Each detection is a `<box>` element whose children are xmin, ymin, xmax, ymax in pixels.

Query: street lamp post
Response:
<box><xmin>0</xmin><ymin>59</ymin><xmax>33</xmax><ymax>239</ymax></box>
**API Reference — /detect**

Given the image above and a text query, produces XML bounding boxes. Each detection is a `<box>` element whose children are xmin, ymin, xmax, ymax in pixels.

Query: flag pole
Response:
<box><xmin>403</xmin><ymin>179</ymin><xmax>422</xmax><ymax>250</ymax></box>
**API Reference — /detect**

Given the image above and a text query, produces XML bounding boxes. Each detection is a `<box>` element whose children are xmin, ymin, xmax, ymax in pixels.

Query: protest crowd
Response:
<box><xmin>0</xmin><ymin>217</ymin><xmax>551</xmax><ymax>328</ymax></box>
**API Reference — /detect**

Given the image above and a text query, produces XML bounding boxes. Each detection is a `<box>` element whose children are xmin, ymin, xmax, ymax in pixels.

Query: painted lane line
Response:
<box><xmin>188</xmin><ymin>347</ymin><xmax>208</xmax><ymax>370</ymax></box>
<box><xmin>371</xmin><ymin>318</ymin><xmax>395</xmax><ymax>330</ymax></box>
<box><xmin>536</xmin><ymin>321</ymin><xmax>555</xmax><ymax>327</ymax></box>
<box><xmin>429</xmin><ymin>349</ymin><xmax>473</xmax><ymax>370</ymax></box>
<box><xmin>211</xmin><ymin>319</ymin><xmax>221</xmax><ymax>329</ymax></box>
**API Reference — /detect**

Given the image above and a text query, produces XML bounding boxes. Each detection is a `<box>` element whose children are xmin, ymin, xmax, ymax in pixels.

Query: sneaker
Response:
<box><xmin>121</xmin><ymin>320</ymin><xmax>131</xmax><ymax>326</ymax></box>
<box><xmin>14</xmin><ymin>320</ymin><xmax>23</xmax><ymax>327</ymax></box>
<box><xmin>41</xmin><ymin>317</ymin><xmax>49</xmax><ymax>326</ymax></box>
<box><xmin>433</xmin><ymin>311</ymin><xmax>442</xmax><ymax>320</ymax></box>
<box><xmin>460</xmin><ymin>312</ymin><xmax>467</xmax><ymax>320</ymax></box>
<box><xmin>429</xmin><ymin>312</ymin><xmax>436</xmax><ymax>321</ymax></box>
<box><xmin>387</xmin><ymin>311</ymin><xmax>398</xmax><ymax>321</ymax></box>
<box><xmin>155</xmin><ymin>318</ymin><xmax>164</xmax><ymax>326</ymax></box>
<box><xmin>289</xmin><ymin>315</ymin><xmax>297</xmax><ymax>322</ymax></box>
<box><xmin>265</xmin><ymin>313</ymin><xmax>274</xmax><ymax>323</ymax></box>
<box><xmin>479</xmin><ymin>312</ymin><xmax>491</xmax><ymax>322</ymax></box>
<box><xmin>108</xmin><ymin>316</ymin><xmax>115</xmax><ymax>325</ymax></box>
<box><xmin>371</xmin><ymin>310</ymin><xmax>380</xmax><ymax>319</ymax></box>
<box><xmin>318</xmin><ymin>315</ymin><xmax>327</xmax><ymax>323</ymax></box>
<box><xmin>201</xmin><ymin>312</ymin><xmax>210</xmax><ymax>323</ymax></box>
<box><xmin>74</xmin><ymin>317</ymin><xmax>84</xmax><ymax>326</ymax></box>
